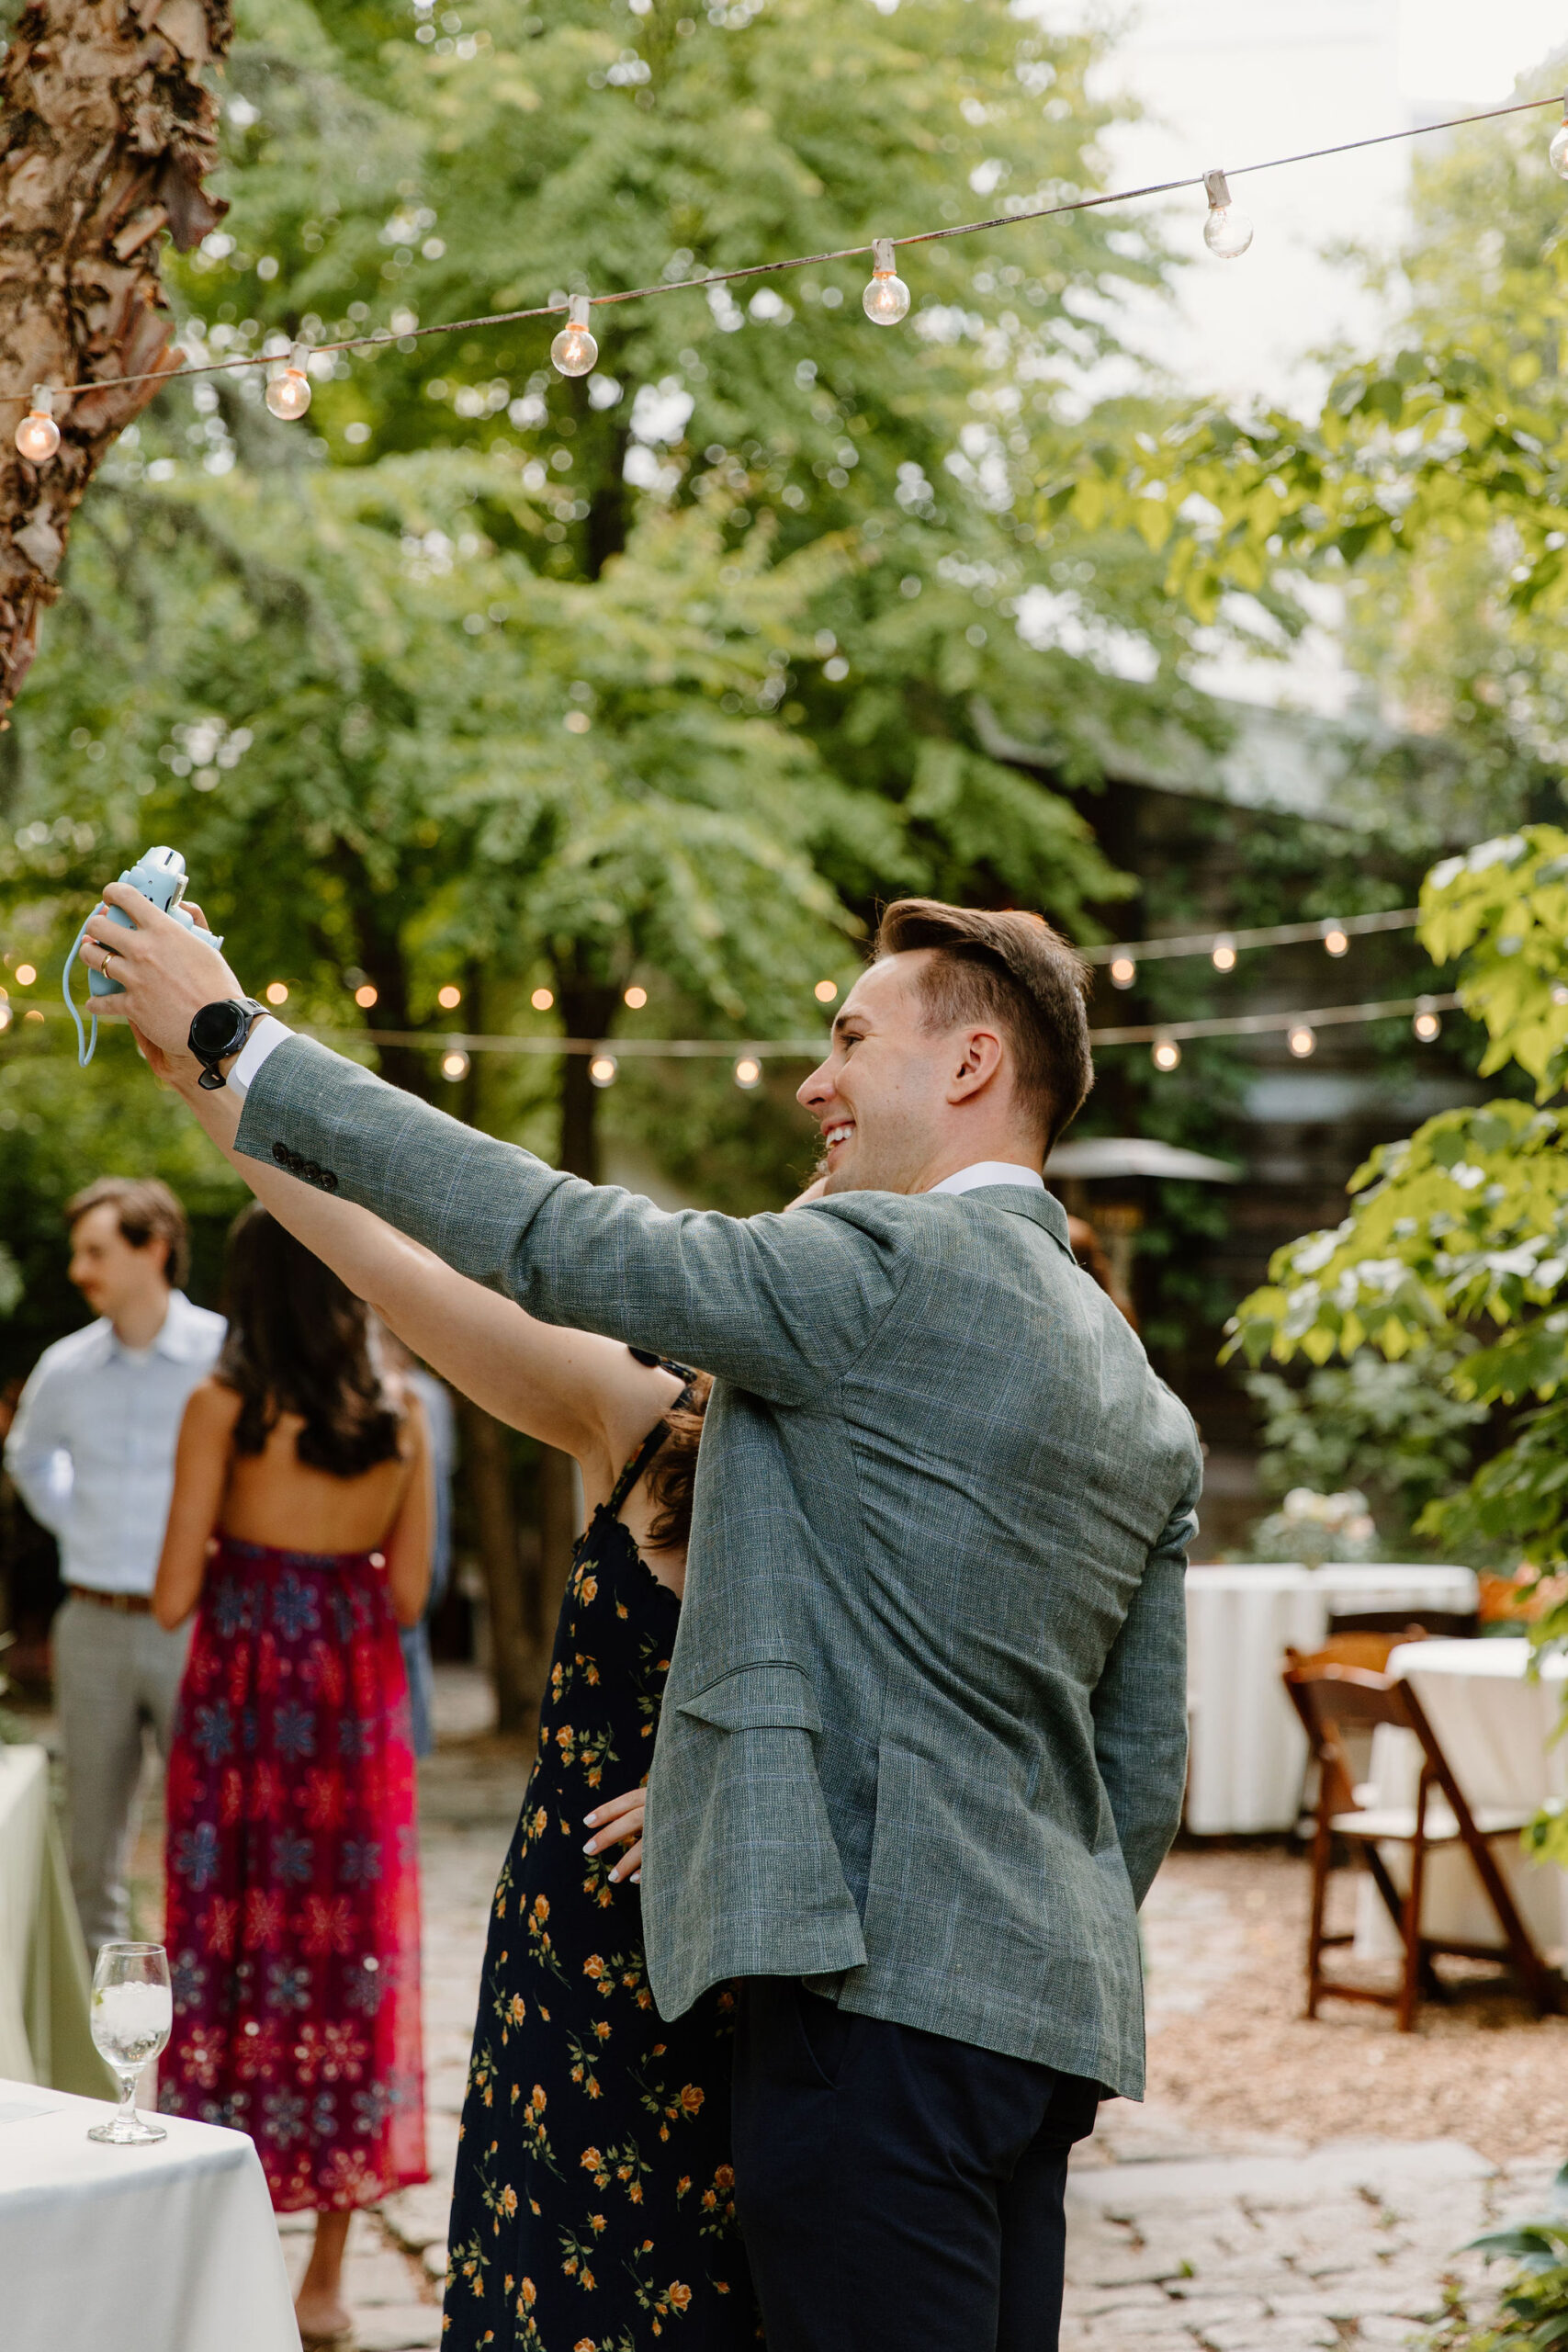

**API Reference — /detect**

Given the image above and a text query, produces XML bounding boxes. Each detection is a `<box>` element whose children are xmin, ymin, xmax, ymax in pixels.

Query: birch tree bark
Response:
<box><xmin>0</xmin><ymin>0</ymin><xmax>231</xmax><ymax>714</ymax></box>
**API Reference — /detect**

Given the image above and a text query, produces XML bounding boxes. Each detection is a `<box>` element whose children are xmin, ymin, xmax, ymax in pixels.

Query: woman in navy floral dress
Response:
<box><xmin>446</xmin><ymin>1373</ymin><xmax>761</xmax><ymax>2350</ymax></box>
<box><xmin>156</xmin><ymin>1073</ymin><xmax>767</xmax><ymax>2351</ymax></box>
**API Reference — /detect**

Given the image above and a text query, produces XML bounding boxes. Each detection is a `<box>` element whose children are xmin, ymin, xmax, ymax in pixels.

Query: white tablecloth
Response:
<box><xmin>1184</xmin><ymin>1564</ymin><xmax>1481</xmax><ymax>1835</ymax></box>
<box><xmin>0</xmin><ymin>1746</ymin><xmax>112</xmax><ymax>2097</ymax></box>
<box><xmin>1355</xmin><ymin>1637</ymin><xmax>1568</xmax><ymax>1960</ymax></box>
<box><xmin>0</xmin><ymin>2076</ymin><xmax>297</xmax><ymax>2351</ymax></box>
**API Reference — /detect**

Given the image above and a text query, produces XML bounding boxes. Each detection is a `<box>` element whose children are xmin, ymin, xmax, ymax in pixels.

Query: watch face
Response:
<box><xmin>190</xmin><ymin>1000</ymin><xmax>245</xmax><ymax>1057</ymax></box>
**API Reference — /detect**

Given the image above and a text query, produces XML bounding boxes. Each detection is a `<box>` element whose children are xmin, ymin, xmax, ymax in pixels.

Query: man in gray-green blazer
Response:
<box><xmin>87</xmin><ymin>888</ymin><xmax>1202</xmax><ymax>2352</ymax></box>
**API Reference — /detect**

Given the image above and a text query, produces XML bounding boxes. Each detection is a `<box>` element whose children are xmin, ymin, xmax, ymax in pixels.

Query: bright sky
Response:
<box><xmin>1032</xmin><ymin>0</ymin><xmax>1568</xmax><ymax>405</ymax></box>
<box><xmin>1025</xmin><ymin>0</ymin><xmax>1568</xmax><ymax>710</ymax></box>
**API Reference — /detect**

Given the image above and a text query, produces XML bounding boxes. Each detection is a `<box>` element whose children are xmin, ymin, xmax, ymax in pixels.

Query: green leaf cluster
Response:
<box><xmin>1419</xmin><ymin>2202</ymin><xmax>1568</xmax><ymax>2352</ymax></box>
<box><xmin>1228</xmin><ymin>831</ymin><xmax>1568</xmax><ymax>1627</ymax></box>
<box><xmin>1244</xmin><ymin>1350</ymin><xmax>1487</xmax><ymax>1558</ymax></box>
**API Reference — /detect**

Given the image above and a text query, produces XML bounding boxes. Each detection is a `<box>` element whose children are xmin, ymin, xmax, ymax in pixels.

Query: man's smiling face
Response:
<box><xmin>796</xmin><ymin>953</ymin><xmax>963</xmax><ymax>1196</ymax></box>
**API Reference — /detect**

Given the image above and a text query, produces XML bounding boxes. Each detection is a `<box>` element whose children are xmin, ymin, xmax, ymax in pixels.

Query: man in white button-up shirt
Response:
<box><xmin>5</xmin><ymin>1179</ymin><xmax>223</xmax><ymax>1952</ymax></box>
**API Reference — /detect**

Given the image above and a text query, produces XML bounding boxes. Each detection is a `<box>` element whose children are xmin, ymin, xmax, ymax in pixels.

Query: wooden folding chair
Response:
<box><xmin>1285</xmin><ymin>1628</ymin><xmax>1421</xmax><ymax>1678</ymax></box>
<box><xmin>1281</xmin><ymin>1662</ymin><xmax>1556</xmax><ymax>2032</ymax></box>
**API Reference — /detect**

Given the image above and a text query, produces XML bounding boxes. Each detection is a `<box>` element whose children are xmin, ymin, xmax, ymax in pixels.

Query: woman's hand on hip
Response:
<box><xmin>583</xmin><ymin>1785</ymin><xmax>647</xmax><ymax>1883</ymax></box>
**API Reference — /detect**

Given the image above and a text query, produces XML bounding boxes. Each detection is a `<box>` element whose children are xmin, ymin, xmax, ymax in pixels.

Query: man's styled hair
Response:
<box><xmin>65</xmin><ymin>1176</ymin><xmax>190</xmax><ymax>1288</ymax></box>
<box><xmin>873</xmin><ymin>898</ymin><xmax>1094</xmax><ymax>1152</ymax></box>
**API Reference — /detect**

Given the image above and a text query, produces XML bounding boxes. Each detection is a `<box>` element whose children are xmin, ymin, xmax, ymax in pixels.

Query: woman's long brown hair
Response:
<box><xmin>643</xmin><ymin>1372</ymin><xmax>713</xmax><ymax>1554</ymax></box>
<box><xmin>217</xmin><ymin>1204</ymin><xmax>404</xmax><ymax>1479</ymax></box>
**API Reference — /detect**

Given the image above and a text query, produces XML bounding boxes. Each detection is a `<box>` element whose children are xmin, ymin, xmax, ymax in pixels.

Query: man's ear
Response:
<box><xmin>946</xmin><ymin>1028</ymin><xmax>1005</xmax><ymax>1104</ymax></box>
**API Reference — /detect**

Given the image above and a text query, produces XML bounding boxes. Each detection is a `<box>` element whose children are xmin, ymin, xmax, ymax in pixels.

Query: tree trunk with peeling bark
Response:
<box><xmin>0</xmin><ymin>0</ymin><xmax>231</xmax><ymax>714</ymax></box>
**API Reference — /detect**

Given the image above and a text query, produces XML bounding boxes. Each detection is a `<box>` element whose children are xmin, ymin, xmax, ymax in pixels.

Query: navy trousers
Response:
<box><xmin>731</xmin><ymin>1977</ymin><xmax>1101</xmax><ymax>2352</ymax></box>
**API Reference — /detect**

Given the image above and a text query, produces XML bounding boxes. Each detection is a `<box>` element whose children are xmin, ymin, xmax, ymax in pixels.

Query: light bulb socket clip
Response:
<box><xmin>28</xmin><ymin>386</ymin><xmax>54</xmax><ymax>419</ymax></box>
<box><xmin>1203</xmin><ymin>169</ymin><xmax>1234</xmax><ymax>209</ymax></box>
<box><xmin>872</xmin><ymin>238</ymin><xmax>897</xmax><ymax>276</ymax></box>
<box><xmin>567</xmin><ymin>294</ymin><xmax>591</xmax><ymax>332</ymax></box>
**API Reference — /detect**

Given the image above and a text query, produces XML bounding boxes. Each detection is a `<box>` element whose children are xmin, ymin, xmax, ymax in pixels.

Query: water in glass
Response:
<box><xmin>88</xmin><ymin>1941</ymin><xmax>172</xmax><ymax>2144</ymax></box>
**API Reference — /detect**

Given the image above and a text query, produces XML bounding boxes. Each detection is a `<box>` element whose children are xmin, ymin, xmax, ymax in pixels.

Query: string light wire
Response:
<box><xmin>0</xmin><ymin>991</ymin><xmax>1464</xmax><ymax>1056</ymax></box>
<box><xmin>1085</xmin><ymin>906</ymin><xmax>1420</xmax><ymax>968</ymax></box>
<box><xmin>4</xmin><ymin>89</ymin><xmax>1562</xmax><ymax>411</ymax></box>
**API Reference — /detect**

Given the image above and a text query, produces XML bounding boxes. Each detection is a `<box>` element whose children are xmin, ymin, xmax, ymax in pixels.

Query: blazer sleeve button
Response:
<box><xmin>273</xmin><ymin>1142</ymin><xmax>290</xmax><ymax>1167</ymax></box>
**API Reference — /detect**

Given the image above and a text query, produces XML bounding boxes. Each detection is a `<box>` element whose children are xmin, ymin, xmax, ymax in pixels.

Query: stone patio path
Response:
<box><xmin>106</xmin><ymin>1665</ymin><xmax>1557</xmax><ymax>2347</ymax></box>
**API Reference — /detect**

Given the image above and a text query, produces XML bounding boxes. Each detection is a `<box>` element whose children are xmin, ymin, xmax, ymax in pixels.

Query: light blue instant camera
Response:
<box><xmin>62</xmin><ymin>845</ymin><xmax>225</xmax><ymax>1066</ymax></box>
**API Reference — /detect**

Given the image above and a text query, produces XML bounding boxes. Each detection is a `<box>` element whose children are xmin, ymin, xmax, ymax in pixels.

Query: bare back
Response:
<box><xmin>154</xmin><ymin>1374</ymin><xmax>433</xmax><ymax>1631</ymax></box>
<box><xmin>220</xmin><ymin>1400</ymin><xmax>415</xmax><ymax>1554</ymax></box>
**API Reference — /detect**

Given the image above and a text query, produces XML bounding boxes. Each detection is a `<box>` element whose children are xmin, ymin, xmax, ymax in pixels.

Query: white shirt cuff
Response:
<box><xmin>228</xmin><ymin>1014</ymin><xmax>294</xmax><ymax>1101</ymax></box>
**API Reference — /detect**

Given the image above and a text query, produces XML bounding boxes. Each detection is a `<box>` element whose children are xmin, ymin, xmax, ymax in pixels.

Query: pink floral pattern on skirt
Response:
<box><xmin>160</xmin><ymin>1535</ymin><xmax>426</xmax><ymax>2211</ymax></box>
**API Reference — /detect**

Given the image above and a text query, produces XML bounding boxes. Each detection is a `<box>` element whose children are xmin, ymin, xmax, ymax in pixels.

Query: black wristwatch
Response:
<box><xmin>188</xmin><ymin>997</ymin><xmax>268</xmax><ymax>1091</ymax></box>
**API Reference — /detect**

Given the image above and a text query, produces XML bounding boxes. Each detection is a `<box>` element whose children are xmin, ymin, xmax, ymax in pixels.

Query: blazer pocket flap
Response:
<box><xmin>675</xmin><ymin>1663</ymin><xmax>823</xmax><ymax>1735</ymax></box>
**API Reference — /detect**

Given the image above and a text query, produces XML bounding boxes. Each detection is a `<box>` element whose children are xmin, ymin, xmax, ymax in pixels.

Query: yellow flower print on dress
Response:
<box><xmin>441</xmin><ymin>1466</ymin><xmax>761</xmax><ymax>2350</ymax></box>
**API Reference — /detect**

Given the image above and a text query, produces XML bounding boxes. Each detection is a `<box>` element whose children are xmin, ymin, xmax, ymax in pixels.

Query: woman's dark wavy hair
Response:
<box><xmin>217</xmin><ymin>1204</ymin><xmax>403</xmax><ymax>1478</ymax></box>
<box><xmin>643</xmin><ymin>1371</ymin><xmax>713</xmax><ymax>1554</ymax></box>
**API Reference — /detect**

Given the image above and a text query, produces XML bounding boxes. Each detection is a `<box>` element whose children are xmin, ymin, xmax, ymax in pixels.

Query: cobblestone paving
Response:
<box><xmin>1060</xmin><ymin>1863</ymin><xmax>1554</xmax><ymax>2351</ymax></box>
<box><xmin>1066</xmin><ymin>2109</ymin><xmax>1551</xmax><ymax>2351</ymax></box>
<box><xmin>105</xmin><ymin>1669</ymin><xmax>1556</xmax><ymax>2348</ymax></box>
<box><xmin>282</xmin><ymin>1668</ymin><xmax>531</xmax><ymax>2348</ymax></box>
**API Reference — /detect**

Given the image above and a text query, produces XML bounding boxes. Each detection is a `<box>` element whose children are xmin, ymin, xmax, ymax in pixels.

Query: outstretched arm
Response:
<box><xmin>234</xmin><ymin>1036</ymin><xmax>898</xmax><ymax>1399</ymax></box>
<box><xmin>84</xmin><ymin>883</ymin><xmax>897</xmax><ymax>1397</ymax></box>
<box><xmin>151</xmin><ymin>1058</ymin><xmax>682</xmax><ymax>1495</ymax></box>
<box><xmin>1090</xmin><ymin>1463</ymin><xmax>1200</xmax><ymax>1907</ymax></box>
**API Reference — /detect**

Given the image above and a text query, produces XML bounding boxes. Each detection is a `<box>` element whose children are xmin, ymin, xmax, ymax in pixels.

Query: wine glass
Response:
<box><xmin>87</xmin><ymin>1940</ymin><xmax>171</xmax><ymax>2144</ymax></box>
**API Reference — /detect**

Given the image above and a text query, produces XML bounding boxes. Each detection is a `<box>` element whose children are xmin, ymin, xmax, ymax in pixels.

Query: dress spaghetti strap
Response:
<box><xmin>605</xmin><ymin>1354</ymin><xmax>695</xmax><ymax>1520</ymax></box>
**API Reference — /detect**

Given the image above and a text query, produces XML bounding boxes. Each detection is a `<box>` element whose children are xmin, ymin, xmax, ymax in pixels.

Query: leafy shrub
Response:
<box><xmin>1421</xmin><ymin>2200</ymin><xmax>1568</xmax><ymax>2351</ymax></box>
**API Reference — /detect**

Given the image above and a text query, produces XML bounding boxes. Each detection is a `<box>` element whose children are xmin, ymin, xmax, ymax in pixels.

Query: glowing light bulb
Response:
<box><xmin>265</xmin><ymin>980</ymin><xmax>289</xmax><ymax>1005</ymax></box>
<box><xmin>734</xmin><ymin>1056</ymin><xmax>762</xmax><ymax>1090</ymax></box>
<box><xmin>1151</xmin><ymin>1036</ymin><xmax>1181</xmax><ymax>1072</ymax></box>
<box><xmin>531</xmin><ymin>986</ymin><xmax>555</xmax><ymax>1011</ymax></box>
<box><xmin>1288</xmin><ymin>1023</ymin><xmax>1316</xmax><ymax>1058</ymax></box>
<box><xmin>15</xmin><ymin>964</ymin><xmax>36</xmax><ymax>987</ymax></box>
<box><xmin>441</xmin><ymin>1049</ymin><xmax>469</xmax><ymax>1080</ymax></box>
<box><xmin>624</xmin><ymin>984</ymin><xmax>648</xmax><ymax>1010</ymax></box>
<box><xmin>1551</xmin><ymin>101</ymin><xmax>1568</xmax><ymax>180</ymax></box>
<box><xmin>1321</xmin><ymin>922</ymin><xmax>1349</xmax><ymax>957</ymax></box>
<box><xmin>589</xmin><ymin>1052</ymin><xmax>618</xmax><ymax>1088</ymax></box>
<box><xmin>0</xmin><ymin>1004</ymin><xmax>10</xmax><ymax>1034</ymax></box>
<box><xmin>1110</xmin><ymin>953</ymin><xmax>1136</xmax><ymax>990</ymax></box>
<box><xmin>15</xmin><ymin>387</ymin><xmax>60</xmax><ymax>463</ymax></box>
<box><xmin>265</xmin><ymin>344</ymin><xmax>312</xmax><ymax>422</ymax></box>
<box><xmin>355</xmin><ymin>983</ymin><xmax>378</xmax><ymax>1009</ymax></box>
<box><xmin>1553</xmin><ymin>983</ymin><xmax>1568</xmax><ymax>1008</ymax></box>
<box><xmin>1211</xmin><ymin>935</ymin><xmax>1236</xmax><ymax>973</ymax></box>
<box><xmin>862</xmin><ymin>238</ymin><xmax>910</xmax><ymax>326</ymax></box>
<box><xmin>437</xmin><ymin>983</ymin><xmax>462</xmax><ymax>1010</ymax></box>
<box><xmin>1413</xmin><ymin>1003</ymin><xmax>1441</xmax><ymax>1044</ymax></box>
<box><xmin>550</xmin><ymin>294</ymin><xmax>598</xmax><ymax>379</ymax></box>
<box><xmin>814</xmin><ymin>978</ymin><xmax>839</xmax><ymax>1003</ymax></box>
<box><xmin>1202</xmin><ymin>170</ymin><xmax>1253</xmax><ymax>260</ymax></box>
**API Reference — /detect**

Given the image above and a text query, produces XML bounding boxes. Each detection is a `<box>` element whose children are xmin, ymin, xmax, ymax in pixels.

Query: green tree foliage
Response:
<box><xmin>0</xmin><ymin>0</ymin><xmax>1234</xmax><ymax>1701</ymax></box>
<box><xmin>0</xmin><ymin>0</ymin><xmax>1224</xmax><ymax>1227</ymax></box>
<box><xmin>1244</xmin><ymin>1349</ymin><xmax>1486</xmax><ymax>1559</ymax></box>
<box><xmin>1228</xmin><ymin>830</ymin><xmax>1568</xmax><ymax>1849</ymax></box>
<box><xmin>1035</xmin><ymin>51</ymin><xmax>1568</xmax><ymax>841</ymax></box>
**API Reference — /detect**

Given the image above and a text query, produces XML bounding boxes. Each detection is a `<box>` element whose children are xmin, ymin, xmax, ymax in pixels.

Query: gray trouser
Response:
<box><xmin>52</xmin><ymin>1598</ymin><xmax>190</xmax><ymax>1959</ymax></box>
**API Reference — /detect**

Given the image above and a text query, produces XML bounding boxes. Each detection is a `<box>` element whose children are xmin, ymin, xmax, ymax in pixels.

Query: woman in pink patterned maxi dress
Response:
<box><xmin>153</xmin><ymin>1204</ymin><xmax>432</xmax><ymax>2348</ymax></box>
